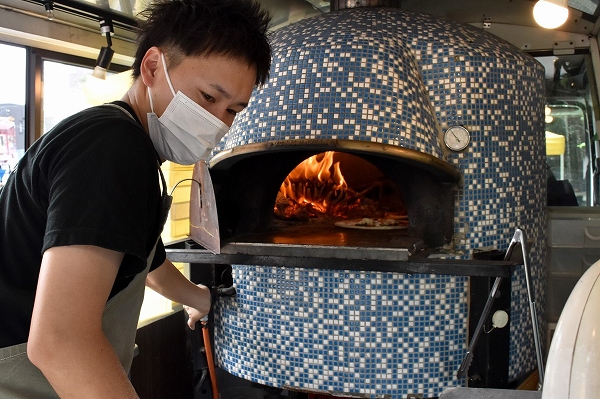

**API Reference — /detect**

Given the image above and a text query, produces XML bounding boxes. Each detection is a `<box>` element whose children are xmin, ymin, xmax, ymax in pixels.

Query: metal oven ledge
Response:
<box><xmin>165</xmin><ymin>240</ymin><xmax>516</xmax><ymax>278</ymax></box>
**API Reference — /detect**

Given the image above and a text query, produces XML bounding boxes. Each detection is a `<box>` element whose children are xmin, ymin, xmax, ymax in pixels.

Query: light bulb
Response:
<box><xmin>91</xmin><ymin>66</ymin><xmax>108</xmax><ymax>80</ymax></box>
<box><xmin>533</xmin><ymin>0</ymin><xmax>569</xmax><ymax>29</ymax></box>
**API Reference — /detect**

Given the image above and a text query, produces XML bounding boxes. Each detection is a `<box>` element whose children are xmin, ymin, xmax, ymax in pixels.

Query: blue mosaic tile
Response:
<box><xmin>220</xmin><ymin>9</ymin><xmax>443</xmax><ymax>157</ymax></box>
<box><xmin>212</xmin><ymin>7</ymin><xmax>547</xmax><ymax>396</ymax></box>
<box><xmin>216</xmin><ymin>267</ymin><xmax>469</xmax><ymax>398</ymax></box>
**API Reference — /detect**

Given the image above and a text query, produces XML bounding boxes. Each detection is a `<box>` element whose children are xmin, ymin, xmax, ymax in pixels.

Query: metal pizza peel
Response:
<box><xmin>189</xmin><ymin>161</ymin><xmax>220</xmax><ymax>254</ymax></box>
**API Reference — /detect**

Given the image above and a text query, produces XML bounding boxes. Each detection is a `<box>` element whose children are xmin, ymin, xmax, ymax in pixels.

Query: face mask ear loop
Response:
<box><xmin>160</xmin><ymin>52</ymin><xmax>177</xmax><ymax>97</ymax></box>
<box><xmin>147</xmin><ymin>87</ymin><xmax>155</xmax><ymax>113</ymax></box>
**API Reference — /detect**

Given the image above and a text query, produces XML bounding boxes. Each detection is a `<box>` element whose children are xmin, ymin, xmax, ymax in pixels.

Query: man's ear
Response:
<box><xmin>140</xmin><ymin>47</ymin><xmax>161</xmax><ymax>88</ymax></box>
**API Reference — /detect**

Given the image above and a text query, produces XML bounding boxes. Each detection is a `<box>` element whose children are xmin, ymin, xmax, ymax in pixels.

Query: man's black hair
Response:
<box><xmin>132</xmin><ymin>0</ymin><xmax>271</xmax><ymax>86</ymax></box>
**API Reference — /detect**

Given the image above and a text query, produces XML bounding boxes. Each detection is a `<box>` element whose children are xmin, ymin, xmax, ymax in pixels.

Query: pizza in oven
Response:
<box><xmin>335</xmin><ymin>214</ymin><xmax>408</xmax><ymax>230</ymax></box>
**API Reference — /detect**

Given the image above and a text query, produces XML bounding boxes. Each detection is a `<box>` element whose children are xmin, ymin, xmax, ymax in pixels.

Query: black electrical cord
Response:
<box><xmin>169</xmin><ymin>178</ymin><xmax>202</xmax><ymax>197</ymax></box>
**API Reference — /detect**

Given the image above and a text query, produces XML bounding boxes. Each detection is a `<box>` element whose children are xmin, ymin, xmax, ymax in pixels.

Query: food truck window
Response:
<box><xmin>536</xmin><ymin>54</ymin><xmax>599</xmax><ymax>206</ymax></box>
<box><xmin>0</xmin><ymin>42</ymin><xmax>25</xmax><ymax>187</ymax></box>
<box><xmin>0</xmin><ymin>41</ymin><xmax>129</xmax><ymax>189</ymax></box>
<box><xmin>42</xmin><ymin>60</ymin><xmax>125</xmax><ymax>134</ymax></box>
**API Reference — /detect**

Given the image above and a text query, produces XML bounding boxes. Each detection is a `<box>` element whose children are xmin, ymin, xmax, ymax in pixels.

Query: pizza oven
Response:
<box><xmin>167</xmin><ymin>3</ymin><xmax>548</xmax><ymax>398</ymax></box>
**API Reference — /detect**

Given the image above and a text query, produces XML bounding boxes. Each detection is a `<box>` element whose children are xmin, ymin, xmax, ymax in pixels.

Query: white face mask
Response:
<box><xmin>147</xmin><ymin>53</ymin><xmax>230</xmax><ymax>165</ymax></box>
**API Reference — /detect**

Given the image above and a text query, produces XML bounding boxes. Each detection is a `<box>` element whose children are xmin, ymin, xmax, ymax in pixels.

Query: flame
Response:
<box><xmin>275</xmin><ymin>151</ymin><xmax>408</xmax><ymax>222</ymax></box>
<box><xmin>279</xmin><ymin>151</ymin><xmax>349</xmax><ymax>215</ymax></box>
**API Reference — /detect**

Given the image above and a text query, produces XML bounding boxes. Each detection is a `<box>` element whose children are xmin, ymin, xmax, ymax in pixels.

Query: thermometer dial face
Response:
<box><xmin>444</xmin><ymin>125</ymin><xmax>471</xmax><ymax>151</ymax></box>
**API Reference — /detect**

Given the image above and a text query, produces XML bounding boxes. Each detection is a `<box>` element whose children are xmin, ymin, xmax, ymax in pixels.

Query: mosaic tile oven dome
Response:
<box><xmin>221</xmin><ymin>7</ymin><xmax>446</xmax><ymax>160</ymax></box>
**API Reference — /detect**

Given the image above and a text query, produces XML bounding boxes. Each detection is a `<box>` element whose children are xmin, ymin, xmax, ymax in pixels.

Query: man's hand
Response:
<box><xmin>184</xmin><ymin>285</ymin><xmax>237</xmax><ymax>329</ymax></box>
<box><xmin>146</xmin><ymin>260</ymin><xmax>211</xmax><ymax>328</ymax></box>
<box><xmin>183</xmin><ymin>292</ymin><xmax>210</xmax><ymax>330</ymax></box>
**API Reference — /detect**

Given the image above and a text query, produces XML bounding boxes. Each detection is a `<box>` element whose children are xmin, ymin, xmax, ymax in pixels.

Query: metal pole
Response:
<box><xmin>515</xmin><ymin>229</ymin><xmax>545</xmax><ymax>387</ymax></box>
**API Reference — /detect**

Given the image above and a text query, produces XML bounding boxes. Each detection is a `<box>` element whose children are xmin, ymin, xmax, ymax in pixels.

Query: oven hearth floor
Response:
<box><xmin>225</xmin><ymin>221</ymin><xmax>422</xmax><ymax>261</ymax></box>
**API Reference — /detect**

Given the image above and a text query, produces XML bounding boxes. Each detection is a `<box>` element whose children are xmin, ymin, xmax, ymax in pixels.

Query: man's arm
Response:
<box><xmin>28</xmin><ymin>245</ymin><xmax>139</xmax><ymax>399</ymax></box>
<box><xmin>146</xmin><ymin>259</ymin><xmax>211</xmax><ymax>329</ymax></box>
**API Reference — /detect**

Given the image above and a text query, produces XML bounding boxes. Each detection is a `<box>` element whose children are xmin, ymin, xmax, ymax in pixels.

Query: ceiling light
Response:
<box><xmin>42</xmin><ymin>1</ymin><xmax>54</xmax><ymax>21</ymax></box>
<box><xmin>533</xmin><ymin>0</ymin><xmax>569</xmax><ymax>29</ymax></box>
<box><xmin>91</xmin><ymin>18</ymin><xmax>114</xmax><ymax>80</ymax></box>
<box><xmin>92</xmin><ymin>46</ymin><xmax>115</xmax><ymax>80</ymax></box>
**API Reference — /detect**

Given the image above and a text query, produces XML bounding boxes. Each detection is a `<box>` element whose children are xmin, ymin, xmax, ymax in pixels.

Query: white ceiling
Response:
<box><xmin>7</xmin><ymin>0</ymin><xmax>599</xmax><ymax>35</ymax></box>
<box><xmin>2</xmin><ymin>0</ymin><xmax>598</xmax><ymax>57</ymax></box>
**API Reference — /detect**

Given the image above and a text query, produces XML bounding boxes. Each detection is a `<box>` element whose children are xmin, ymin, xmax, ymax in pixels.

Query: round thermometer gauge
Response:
<box><xmin>444</xmin><ymin>125</ymin><xmax>471</xmax><ymax>151</ymax></box>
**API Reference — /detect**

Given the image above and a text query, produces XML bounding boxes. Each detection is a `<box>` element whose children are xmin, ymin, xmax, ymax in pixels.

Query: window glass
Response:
<box><xmin>0</xmin><ymin>43</ymin><xmax>26</xmax><ymax>186</ymax></box>
<box><xmin>42</xmin><ymin>61</ymin><xmax>97</xmax><ymax>133</ymax></box>
<box><xmin>42</xmin><ymin>61</ymin><xmax>129</xmax><ymax>134</ymax></box>
<box><xmin>537</xmin><ymin>55</ymin><xmax>599</xmax><ymax>206</ymax></box>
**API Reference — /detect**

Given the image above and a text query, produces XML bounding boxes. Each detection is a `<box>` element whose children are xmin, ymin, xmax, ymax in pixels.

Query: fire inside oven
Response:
<box><xmin>274</xmin><ymin>151</ymin><xmax>408</xmax><ymax>228</ymax></box>
<box><xmin>202</xmin><ymin>141</ymin><xmax>459</xmax><ymax>255</ymax></box>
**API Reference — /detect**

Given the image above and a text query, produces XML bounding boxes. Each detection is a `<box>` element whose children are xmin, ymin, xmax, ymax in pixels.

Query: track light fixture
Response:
<box><xmin>533</xmin><ymin>0</ymin><xmax>569</xmax><ymax>29</ymax></box>
<box><xmin>92</xmin><ymin>18</ymin><xmax>115</xmax><ymax>80</ymax></box>
<box><xmin>42</xmin><ymin>1</ymin><xmax>54</xmax><ymax>20</ymax></box>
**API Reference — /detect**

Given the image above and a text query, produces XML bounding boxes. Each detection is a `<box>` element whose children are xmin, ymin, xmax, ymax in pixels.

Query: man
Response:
<box><xmin>0</xmin><ymin>0</ymin><xmax>271</xmax><ymax>397</ymax></box>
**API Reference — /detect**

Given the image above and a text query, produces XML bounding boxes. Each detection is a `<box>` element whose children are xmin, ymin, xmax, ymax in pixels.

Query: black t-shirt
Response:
<box><xmin>0</xmin><ymin>101</ymin><xmax>167</xmax><ymax>348</ymax></box>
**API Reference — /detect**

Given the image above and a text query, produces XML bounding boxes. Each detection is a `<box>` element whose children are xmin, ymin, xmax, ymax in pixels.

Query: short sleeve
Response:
<box><xmin>39</xmin><ymin>109</ymin><xmax>162</xmax><ymax>275</ymax></box>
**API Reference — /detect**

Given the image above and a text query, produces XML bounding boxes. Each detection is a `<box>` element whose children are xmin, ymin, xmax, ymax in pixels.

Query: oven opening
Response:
<box><xmin>274</xmin><ymin>151</ymin><xmax>409</xmax><ymax>229</ymax></box>
<box><xmin>205</xmin><ymin>141</ymin><xmax>458</xmax><ymax>254</ymax></box>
